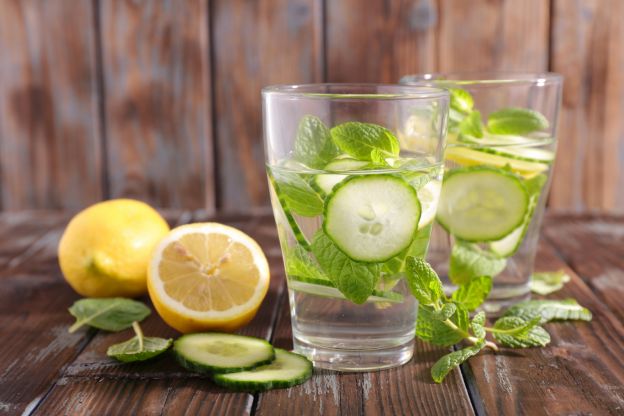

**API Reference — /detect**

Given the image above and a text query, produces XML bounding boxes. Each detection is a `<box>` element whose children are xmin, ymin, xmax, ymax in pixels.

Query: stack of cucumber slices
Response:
<box><xmin>174</xmin><ymin>333</ymin><xmax>312</xmax><ymax>391</ymax></box>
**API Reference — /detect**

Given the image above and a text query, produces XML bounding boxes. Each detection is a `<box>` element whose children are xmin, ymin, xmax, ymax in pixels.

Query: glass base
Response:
<box><xmin>293</xmin><ymin>336</ymin><xmax>415</xmax><ymax>372</ymax></box>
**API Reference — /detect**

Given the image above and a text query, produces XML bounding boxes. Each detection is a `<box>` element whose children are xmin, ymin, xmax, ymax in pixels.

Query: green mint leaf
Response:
<box><xmin>431</xmin><ymin>342</ymin><xmax>485</xmax><ymax>383</ymax></box>
<box><xmin>68</xmin><ymin>298</ymin><xmax>151</xmax><ymax>333</ymax></box>
<box><xmin>431</xmin><ymin>303</ymin><xmax>457</xmax><ymax>321</ymax></box>
<box><xmin>405</xmin><ymin>257</ymin><xmax>444</xmax><ymax>306</ymax></box>
<box><xmin>451</xmin><ymin>276</ymin><xmax>493</xmax><ymax>311</ymax></box>
<box><xmin>530</xmin><ymin>270</ymin><xmax>571</xmax><ymax>295</ymax></box>
<box><xmin>293</xmin><ymin>115</ymin><xmax>338</xmax><ymax>168</ymax></box>
<box><xmin>311</xmin><ymin>231</ymin><xmax>379</xmax><ymax>304</ymax></box>
<box><xmin>503</xmin><ymin>299</ymin><xmax>592</xmax><ymax>324</ymax></box>
<box><xmin>285</xmin><ymin>246</ymin><xmax>328</xmax><ymax>282</ymax></box>
<box><xmin>416</xmin><ymin>304</ymin><xmax>469</xmax><ymax>346</ymax></box>
<box><xmin>330</xmin><ymin>122</ymin><xmax>400</xmax><ymax>161</ymax></box>
<box><xmin>449</xmin><ymin>88</ymin><xmax>474</xmax><ymax>115</ymax></box>
<box><xmin>382</xmin><ymin>223</ymin><xmax>432</xmax><ymax>274</ymax></box>
<box><xmin>270</xmin><ymin>170</ymin><xmax>323</xmax><ymax>217</ymax></box>
<box><xmin>492</xmin><ymin>316</ymin><xmax>550</xmax><ymax>348</ymax></box>
<box><xmin>107</xmin><ymin>322</ymin><xmax>172</xmax><ymax>363</ymax></box>
<box><xmin>449</xmin><ymin>243</ymin><xmax>507</xmax><ymax>285</ymax></box>
<box><xmin>487</xmin><ymin>107</ymin><xmax>549</xmax><ymax>135</ymax></box>
<box><xmin>471</xmin><ymin>311</ymin><xmax>486</xmax><ymax>339</ymax></box>
<box><xmin>370</xmin><ymin>148</ymin><xmax>391</xmax><ymax>167</ymax></box>
<box><xmin>459</xmin><ymin>111</ymin><xmax>484</xmax><ymax>138</ymax></box>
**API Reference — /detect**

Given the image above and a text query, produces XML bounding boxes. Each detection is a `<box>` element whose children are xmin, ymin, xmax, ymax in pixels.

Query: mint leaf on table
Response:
<box><xmin>491</xmin><ymin>316</ymin><xmax>550</xmax><ymax>348</ymax></box>
<box><xmin>449</xmin><ymin>243</ymin><xmax>507</xmax><ymax>285</ymax></box>
<box><xmin>416</xmin><ymin>304</ymin><xmax>469</xmax><ymax>346</ymax></box>
<box><xmin>530</xmin><ymin>270</ymin><xmax>571</xmax><ymax>295</ymax></box>
<box><xmin>431</xmin><ymin>303</ymin><xmax>457</xmax><ymax>321</ymax></box>
<box><xmin>405</xmin><ymin>257</ymin><xmax>444</xmax><ymax>306</ymax></box>
<box><xmin>293</xmin><ymin>115</ymin><xmax>339</xmax><ymax>169</ymax></box>
<box><xmin>68</xmin><ymin>298</ymin><xmax>151</xmax><ymax>333</ymax></box>
<box><xmin>503</xmin><ymin>299</ymin><xmax>592</xmax><ymax>323</ymax></box>
<box><xmin>449</xmin><ymin>88</ymin><xmax>474</xmax><ymax>115</ymax></box>
<box><xmin>452</xmin><ymin>276</ymin><xmax>493</xmax><ymax>311</ymax></box>
<box><xmin>471</xmin><ymin>311</ymin><xmax>486</xmax><ymax>339</ymax></box>
<box><xmin>487</xmin><ymin>107</ymin><xmax>549</xmax><ymax>135</ymax></box>
<box><xmin>431</xmin><ymin>342</ymin><xmax>485</xmax><ymax>384</ymax></box>
<box><xmin>107</xmin><ymin>322</ymin><xmax>172</xmax><ymax>363</ymax></box>
<box><xmin>459</xmin><ymin>111</ymin><xmax>484</xmax><ymax>138</ymax></box>
<box><xmin>311</xmin><ymin>231</ymin><xmax>379</xmax><ymax>304</ymax></box>
<box><xmin>330</xmin><ymin>122</ymin><xmax>400</xmax><ymax>162</ymax></box>
<box><xmin>270</xmin><ymin>170</ymin><xmax>323</xmax><ymax>217</ymax></box>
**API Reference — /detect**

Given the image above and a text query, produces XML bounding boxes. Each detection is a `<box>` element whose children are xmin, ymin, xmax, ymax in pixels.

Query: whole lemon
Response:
<box><xmin>58</xmin><ymin>199</ymin><xmax>170</xmax><ymax>298</ymax></box>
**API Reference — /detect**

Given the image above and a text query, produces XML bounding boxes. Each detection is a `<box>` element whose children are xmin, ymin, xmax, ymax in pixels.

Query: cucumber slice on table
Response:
<box><xmin>445</xmin><ymin>146</ymin><xmax>549</xmax><ymax>178</ymax></box>
<box><xmin>174</xmin><ymin>333</ymin><xmax>275</xmax><ymax>374</ymax></box>
<box><xmin>213</xmin><ymin>349</ymin><xmax>312</xmax><ymax>392</ymax></box>
<box><xmin>288</xmin><ymin>275</ymin><xmax>404</xmax><ymax>303</ymax></box>
<box><xmin>436</xmin><ymin>166</ymin><xmax>529</xmax><ymax>242</ymax></box>
<box><xmin>324</xmin><ymin>174</ymin><xmax>421</xmax><ymax>262</ymax></box>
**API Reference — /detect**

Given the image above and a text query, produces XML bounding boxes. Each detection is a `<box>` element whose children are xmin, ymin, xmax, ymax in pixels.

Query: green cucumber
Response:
<box><xmin>268</xmin><ymin>171</ymin><xmax>311</xmax><ymax>250</ymax></box>
<box><xmin>174</xmin><ymin>333</ymin><xmax>275</xmax><ymax>374</ymax></box>
<box><xmin>213</xmin><ymin>349</ymin><xmax>312</xmax><ymax>392</ymax></box>
<box><xmin>313</xmin><ymin>174</ymin><xmax>347</xmax><ymax>195</ymax></box>
<box><xmin>324</xmin><ymin>158</ymin><xmax>370</xmax><ymax>171</ymax></box>
<box><xmin>313</xmin><ymin>158</ymin><xmax>371</xmax><ymax>195</ymax></box>
<box><xmin>416</xmin><ymin>180</ymin><xmax>441</xmax><ymax>228</ymax></box>
<box><xmin>478</xmin><ymin>146</ymin><xmax>555</xmax><ymax>163</ymax></box>
<box><xmin>445</xmin><ymin>146</ymin><xmax>549</xmax><ymax>178</ymax></box>
<box><xmin>288</xmin><ymin>275</ymin><xmax>404</xmax><ymax>303</ymax></box>
<box><xmin>324</xmin><ymin>174</ymin><xmax>421</xmax><ymax>262</ymax></box>
<box><xmin>436</xmin><ymin>166</ymin><xmax>529</xmax><ymax>242</ymax></box>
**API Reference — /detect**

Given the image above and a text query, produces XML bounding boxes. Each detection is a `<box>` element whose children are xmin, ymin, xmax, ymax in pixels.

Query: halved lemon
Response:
<box><xmin>147</xmin><ymin>223</ymin><xmax>270</xmax><ymax>333</ymax></box>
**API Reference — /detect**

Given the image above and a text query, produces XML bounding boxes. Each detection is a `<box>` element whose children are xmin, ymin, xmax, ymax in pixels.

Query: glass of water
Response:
<box><xmin>401</xmin><ymin>72</ymin><xmax>563</xmax><ymax>314</ymax></box>
<box><xmin>262</xmin><ymin>84</ymin><xmax>449</xmax><ymax>371</ymax></box>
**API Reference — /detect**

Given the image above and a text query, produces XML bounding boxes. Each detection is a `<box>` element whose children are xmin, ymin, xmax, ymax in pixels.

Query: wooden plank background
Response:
<box><xmin>0</xmin><ymin>0</ymin><xmax>622</xmax><ymax>214</ymax></box>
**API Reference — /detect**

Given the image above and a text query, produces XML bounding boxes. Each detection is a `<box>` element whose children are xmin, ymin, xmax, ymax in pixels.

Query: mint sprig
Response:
<box><xmin>293</xmin><ymin>116</ymin><xmax>339</xmax><ymax>168</ymax></box>
<box><xmin>330</xmin><ymin>121</ymin><xmax>400</xmax><ymax>162</ymax></box>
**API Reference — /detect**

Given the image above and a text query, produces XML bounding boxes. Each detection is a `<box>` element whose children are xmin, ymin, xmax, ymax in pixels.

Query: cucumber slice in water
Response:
<box><xmin>436</xmin><ymin>166</ymin><xmax>529</xmax><ymax>242</ymax></box>
<box><xmin>174</xmin><ymin>333</ymin><xmax>275</xmax><ymax>374</ymax></box>
<box><xmin>213</xmin><ymin>348</ymin><xmax>312</xmax><ymax>392</ymax></box>
<box><xmin>324</xmin><ymin>174</ymin><xmax>421</xmax><ymax>262</ymax></box>
<box><xmin>314</xmin><ymin>174</ymin><xmax>346</xmax><ymax>195</ymax></box>
<box><xmin>324</xmin><ymin>158</ymin><xmax>370</xmax><ymax>171</ymax></box>
<box><xmin>417</xmin><ymin>180</ymin><xmax>441</xmax><ymax>229</ymax></box>
<box><xmin>313</xmin><ymin>158</ymin><xmax>371</xmax><ymax>195</ymax></box>
<box><xmin>478</xmin><ymin>146</ymin><xmax>555</xmax><ymax>163</ymax></box>
<box><xmin>268</xmin><ymin>171</ymin><xmax>311</xmax><ymax>250</ymax></box>
<box><xmin>445</xmin><ymin>146</ymin><xmax>549</xmax><ymax>178</ymax></box>
<box><xmin>288</xmin><ymin>275</ymin><xmax>404</xmax><ymax>303</ymax></box>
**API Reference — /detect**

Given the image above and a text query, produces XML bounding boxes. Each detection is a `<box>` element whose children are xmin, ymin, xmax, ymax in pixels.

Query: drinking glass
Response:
<box><xmin>401</xmin><ymin>72</ymin><xmax>563</xmax><ymax>314</ymax></box>
<box><xmin>262</xmin><ymin>84</ymin><xmax>449</xmax><ymax>371</ymax></box>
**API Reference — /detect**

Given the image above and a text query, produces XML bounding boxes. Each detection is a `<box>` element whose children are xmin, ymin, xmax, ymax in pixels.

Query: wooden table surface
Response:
<box><xmin>1</xmin><ymin>211</ymin><xmax>623</xmax><ymax>416</ymax></box>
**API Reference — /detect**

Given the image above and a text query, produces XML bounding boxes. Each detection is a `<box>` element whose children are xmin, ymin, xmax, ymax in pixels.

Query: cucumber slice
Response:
<box><xmin>314</xmin><ymin>174</ymin><xmax>347</xmax><ymax>195</ymax></box>
<box><xmin>324</xmin><ymin>174</ymin><xmax>421</xmax><ymax>262</ymax></box>
<box><xmin>268</xmin><ymin>171</ymin><xmax>311</xmax><ymax>250</ymax></box>
<box><xmin>213</xmin><ymin>348</ymin><xmax>312</xmax><ymax>392</ymax></box>
<box><xmin>445</xmin><ymin>146</ymin><xmax>549</xmax><ymax>178</ymax></box>
<box><xmin>288</xmin><ymin>275</ymin><xmax>404</xmax><ymax>303</ymax></box>
<box><xmin>417</xmin><ymin>180</ymin><xmax>441</xmax><ymax>229</ymax></box>
<box><xmin>436</xmin><ymin>167</ymin><xmax>529</xmax><ymax>242</ymax></box>
<box><xmin>324</xmin><ymin>158</ymin><xmax>370</xmax><ymax>171</ymax></box>
<box><xmin>174</xmin><ymin>333</ymin><xmax>275</xmax><ymax>374</ymax></box>
<box><xmin>478</xmin><ymin>146</ymin><xmax>555</xmax><ymax>163</ymax></box>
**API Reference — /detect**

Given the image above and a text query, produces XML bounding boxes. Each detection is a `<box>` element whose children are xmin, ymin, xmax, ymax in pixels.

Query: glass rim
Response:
<box><xmin>400</xmin><ymin>71</ymin><xmax>563</xmax><ymax>87</ymax></box>
<box><xmin>262</xmin><ymin>83</ymin><xmax>449</xmax><ymax>100</ymax></box>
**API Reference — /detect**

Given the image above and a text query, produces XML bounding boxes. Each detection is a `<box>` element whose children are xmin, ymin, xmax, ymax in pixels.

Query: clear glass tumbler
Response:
<box><xmin>262</xmin><ymin>84</ymin><xmax>449</xmax><ymax>371</ymax></box>
<box><xmin>401</xmin><ymin>72</ymin><xmax>563</xmax><ymax>314</ymax></box>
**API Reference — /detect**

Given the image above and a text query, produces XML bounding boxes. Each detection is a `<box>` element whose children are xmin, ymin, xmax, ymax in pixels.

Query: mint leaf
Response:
<box><xmin>285</xmin><ymin>246</ymin><xmax>327</xmax><ymax>281</ymax></box>
<box><xmin>471</xmin><ymin>311</ymin><xmax>486</xmax><ymax>339</ymax></box>
<box><xmin>330</xmin><ymin>122</ymin><xmax>400</xmax><ymax>161</ymax></box>
<box><xmin>270</xmin><ymin>170</ymin><xmax>323</xmax><ymax>217</ymax></box>
<box><xmin>487</xmin><ymin>108</ymin><xmax>549</xmax><ymax>135</ymax></box>
<box><xmin>68</xmin><ymin>298</ymin><xmax>151</xmax><ymax>333</ymax></box>
<box><xmin>416</xmin><ymin>304</ymin><xmax>469</xmax><ymax>346</ymax></box>
<box><xmin>449</xmin><ymin>243</ymin><xmax>507</xmax><ymax>285</ymax></box>
<box><xmin>503</xmin><ymin>299</ymin><xmax>592</xmax><ymax>323</ymax></box>
<box><xmin>492</xmin><ymin>316</ymin><xmax>550</xmax><ymax>348</ymax></box>
<box><xmin>431</xmin><ymin>342</ymin><xmax>485</xmax><ymax>383</ymax></box>
<box><xmin>449</xmin><ymin>88</ymin><xmax>474</xmax><ymax>115</ymax></box>
<box><xmin>405</xmin><ymin>257</ymin><xmax>444</xmax><ymax>306</ymax></box>
<box><xmin>293</xmin><ymin>115</ymin><xmax>338</xmax><ymax>168</ymax></box>
<box><xmin>451</xmin><ymin>276</ymin><xmax>492</xmax><ymax>311</ymax></box>
<box><xmin>432</xmin><ymin>303</ymin><xmax>457</xmax><ymax>321</ymax></box>
<box><xmin>107</xmin><ymin>322</ymin><xmax>172</xmax><ymax>363</ymax></box>
<box><xmin>530</xmin><ymin>270</ymin><xmax>571</xmax><ymax>295</ymax></box>
<box><xmin>311</xmin><ymin>231</ymin><xmax>379</xmax><ymax>304</ymax></box>
<box><xmin>370</xmin><ymin>148</ymin><xmax>391</xmax><ymax>167</ymax></box>
<box><xmin>459</xmin><ymin>111</ymin><xmax>484</xmax><ymax>138</ymax></box>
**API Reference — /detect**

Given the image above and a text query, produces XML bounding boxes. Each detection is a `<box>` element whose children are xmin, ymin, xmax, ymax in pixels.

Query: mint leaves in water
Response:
<box><xmin>293</xmin><ymin>115</ymin><xmax>339</xmax><ymax>169</ymax></box>
<box><xmin>68</xmin><ymin>298</ymin><xmax>151</xmax><ymax>333</ymax></box>
<box><xmin>405</xmin><ymin>257</ymin><xmax>592</xmax><ymax>383</ymax></box>
<box><xmin>107</xmin><ymin>321</ymin><xmax>172</xmax><ymax>363</ymax></box>
<box><xmin>487</xmin><ymin>107</ymin><xmax>549</xmax><ymax>135</ymax></box>
<box><xmin>330</xmin><ymin>122</ymin><xmax>400</xmax><ymax>162</ymax></box>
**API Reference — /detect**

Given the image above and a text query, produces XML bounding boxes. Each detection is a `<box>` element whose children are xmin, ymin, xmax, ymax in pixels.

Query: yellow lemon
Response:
<box><xmin>58</xmin><ymin>199</ymin><xmax>170</xmax><ymax>298</ymax></box>
<box><xmin>147</xmin><ymin>223</ymin><xmax>270</xmax><ymax>333</ymax></box>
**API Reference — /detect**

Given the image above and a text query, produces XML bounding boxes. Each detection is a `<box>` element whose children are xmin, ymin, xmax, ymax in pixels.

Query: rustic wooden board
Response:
<box><xmin>462</xmin><ymin>239</ymin><xmax>624</xmax><ymax>415</ymax></box>
<box><xmin>211</xmin><ymin>0</ymin><xmax>323</xmax><ymax>211</ymax></box>
<box><xmin>549</xmin><ymin>0</ymin><xmax>624</xmax><ymax>212</ymax></box>
<box><xmin>436</xmin><ymin>0</ymin><xmax>550</xmax><ymax>71</ymax></box>
<box><xmin>326</xmin><ymin>0</ymin><xmax>437</xmax><ymax>82</ymax></box>
<box><xmin>100</xmin><ymin>0</ymin><xmax>214</xmax><ymax>210</ymax></box>
<box><xmin>0</xmin><ymin>0</ymin><xmax>103</xmax><ymax>210</ymax></box>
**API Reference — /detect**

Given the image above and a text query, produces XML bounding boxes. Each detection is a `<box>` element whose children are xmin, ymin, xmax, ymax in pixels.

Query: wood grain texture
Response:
<box><xmin>436</xmin><ymin>0</ymin><xmax>550</xmax><ymax>71</ymax></box>
<box><xmin>549</xmin><ymin>0</ymin><xmax>624</xmax><ymax>213</ymax></box>
<box><xmin>100</xmin><ymin>0</ymin><xmax>214</xmax><ymax>210</ymax></box>
<box><xmin>326</xmin><ymin>0</ymin><xmax>438</xmax><ymax>82</ymax></box>
<box><xmin>212</xmin><ymin>0</ymin><xmax>323</xmax><ymax>211</ymax></box>
<box><xmin>0</xmin><ymin>0</ymin><xmax>102</xmax><ymax>210</ymax></box>
<box><xmin>463</xmin><ymin>239</ymin><xmax>624</xmax><ymax>416</ymax></box>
